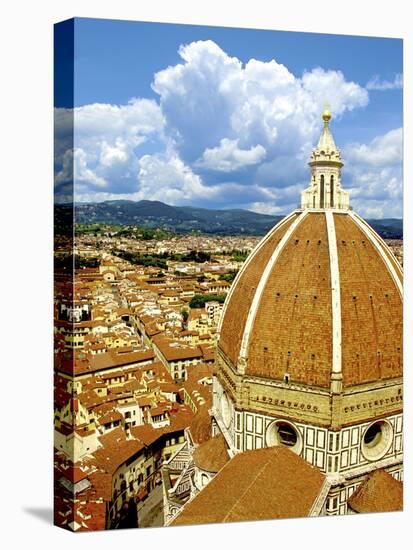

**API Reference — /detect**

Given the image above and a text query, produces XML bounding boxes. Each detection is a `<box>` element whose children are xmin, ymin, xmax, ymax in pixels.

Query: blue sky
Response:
<box><xmin>55</xmin><ymin>17</ymin><xmax>403</xmax><ymax>218</ymax></box>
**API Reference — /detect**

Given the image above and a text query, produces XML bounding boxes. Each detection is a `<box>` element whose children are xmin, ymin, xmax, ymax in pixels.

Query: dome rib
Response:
<box><xmin>246</xmin><ymin>212</ymin><xmax>333</xmax><ymax>386</ymax></box>
<box><xmin>239</xmin><ymin>210</ymin><xmax>309</xmax><ymax>363</ymax></box>
<box><xmin>326</xmin><ymin>210</ymin><xmax>342</xmax><ymax>391</ymax></box>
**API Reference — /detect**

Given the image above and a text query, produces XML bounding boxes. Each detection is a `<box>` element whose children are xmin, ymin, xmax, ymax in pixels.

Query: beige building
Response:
<box><xmin>167</xmin><ymin>110</ymin><xmax>403</xmax><ymax>525</ymax></box>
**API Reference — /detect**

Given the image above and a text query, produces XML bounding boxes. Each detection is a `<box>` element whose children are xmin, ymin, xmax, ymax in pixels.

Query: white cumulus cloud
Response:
<box><xmin>53</xmin><ymin>39</ymin><xmax>402</xmax><ymax>218</ymax></box>
<box><xmin>344</xmin><ymin>128</ymin><xmax>402</xmax><ymax>218</ymax></box>
<box><xmin>366</xmin><ymin>74</ymin><xmax>403</xmax><ymax>91</ymax></box>
<box><xmin>345</xmin><ymin>128</ymin><xmax>402</xmax><ymax>167</ymax></box>
<box><xmin>137</xmin><ymin>153</ymin><xmax>218</xmax><ymax>203</ymax></box>
<box><xmin>195</xmin><ymin>138</ymin><xmax>266</xmax><ymax>172</ymax></box>
<box><xmin>153</xmin><ymin>41</ymin><xmax>368</xmax><ymax>167</ymax></box>
<box><xmin>55</xmin><ymin>98</ymin><xmax>164</xmax><ymax>197</ymax></box>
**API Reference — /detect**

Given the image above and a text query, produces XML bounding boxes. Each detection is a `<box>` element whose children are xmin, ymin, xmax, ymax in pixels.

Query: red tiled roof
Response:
<box><xmin>189</xmin><ymin>407</ymin><xmax>212</xmax><ymax>445</ymax></box>
<box><xmin>172</xmin><ymin>446</ymin><xmax>325</xmax><ymax>525</ymax></box>
<box><xmin>193</xmin><ymin>434</ymin><xmax>230</xmax><ymax>473</ymax></box>
<box><xmin>348</xmin><ymin>469</ymin><xmax>403</xmax><ymax>513</ymax></box>
<box><xmin>56</xmin><ymin>348</ymin><xmax>155</xmax><ymax>376</ymax></box>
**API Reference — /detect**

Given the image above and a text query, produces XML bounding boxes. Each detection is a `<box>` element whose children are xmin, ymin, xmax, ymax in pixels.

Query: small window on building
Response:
<box><xmin>364</xmin><ymin>423</ymin><xmax>382</xmax><ymax>447</ymax></box>
<box><xmin>277</xmin><ymin>422</ymin><xmax>297</xmax><ymax>447</ymax></box>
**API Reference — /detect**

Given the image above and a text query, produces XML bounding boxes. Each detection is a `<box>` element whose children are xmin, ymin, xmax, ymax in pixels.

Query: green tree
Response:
<box><xmin>189</xmin><ymin>293</ymin><xmax>226</xmax><ymax>309</ymax></box>
<box><xmin>218</xmin><ymin>270</ymin><xmax>238</xmax><ymax>282</ymax></box>
<box><xmin>181</xmin><ymin>307</ymin><xmax>189</xmax><ymax>326</ymax></box>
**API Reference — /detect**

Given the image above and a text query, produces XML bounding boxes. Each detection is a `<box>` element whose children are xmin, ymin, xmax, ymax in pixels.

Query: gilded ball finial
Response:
<box><xmin>322</xmin><ymin>102</ymin><xmax>331</xmax><ymax>124</ymax></box>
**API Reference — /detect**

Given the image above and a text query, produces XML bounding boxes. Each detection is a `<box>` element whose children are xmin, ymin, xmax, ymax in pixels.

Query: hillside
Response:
<box><xmin>54</xmin><ymin>200</ymin><xmax>402</xmax><ymax>238</ymax></box>
<box><xmin>71</xmin><ymin>200</ymin><xmax>283</xmax><ymax>235</ymax></box>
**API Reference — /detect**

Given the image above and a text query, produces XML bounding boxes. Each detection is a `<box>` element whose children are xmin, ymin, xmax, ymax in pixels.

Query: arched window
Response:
<box><xmin>330</xmin><ymin>175</ymin><xmax>334</xmax><ymax>207</ymax></box>
<box><xmin>320</xmin><ymin>175</ymin><xmax>325</xmax><ymax>208</ymax></box>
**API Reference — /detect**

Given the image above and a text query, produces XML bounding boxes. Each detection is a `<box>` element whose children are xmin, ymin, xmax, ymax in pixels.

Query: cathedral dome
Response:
<box><xmin>218</xmin><ymin>210</ymin><xmax>402</xmax><ymax>389</ymax></box>
<box><xmin>218</xmin><ymin>113</ymin><xmax>402</xmax><ymax>392</ymax></box>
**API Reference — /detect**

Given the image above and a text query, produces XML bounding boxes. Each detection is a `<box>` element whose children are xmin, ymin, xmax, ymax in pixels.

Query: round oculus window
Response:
<box><xmin>266</xmin><ymin>420</ymin><xmax>302</xmax><ymax>454</ymax></box>
<box><xmin>361</xmin><ymin>420</ymin><xmax>393</xmax><ymax>461</ymax></box>
<box><xmin>277</xmin><ymin>422</ymin><xmax>298</xmax><ymax>447</ymax></box>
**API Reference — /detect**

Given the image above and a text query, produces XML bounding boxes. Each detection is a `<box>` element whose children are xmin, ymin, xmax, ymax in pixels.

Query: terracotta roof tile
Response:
<box><xmin>189</xmin><ymin>406</ymin><xmax>212</xmax><ymax>445</ymax></box>
<box><xmin>56</xmin><ymin>348</ymin><xmax>155</xmax><ymax>376</ymax></box>
<box><xmin>219</xmin><ymin>214</ymin><xmax>298</xmax><ymax>366</ymax></box>
<box><xmin>172</xmin><ymin>446</ymin><xmax>325</xmax><ymax>525</ymax></box>
<box><xmin>335</xmin><ymin>214</ymin><xmax>403</xmax><ymax>386</ymax></box>
<box><xmin>348</xmin><ymin>469</ymin><xmax>403</xmax><ymax>513</ymax></box>
<box><xmin>218</xmin><ymin>211</ymin><xmax>403</xmax><ymax>388</ymax></box>
<box><xmin>247</xmin><ymin>212</ymin><xmax>332</xmax><ymax>386</ymax></box>
<box><xmin>193</xmin><ymin>434</ymin><xmax>230</xmax><ymax>473</ymax></box>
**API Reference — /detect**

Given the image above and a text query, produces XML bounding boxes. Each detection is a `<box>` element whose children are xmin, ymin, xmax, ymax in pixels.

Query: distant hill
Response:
<box><xmin>55</xmin><ymin>200</ymin><xmax>403</xmax><ymax>238</ymax></box>
<box><xmin>69</xmin><ymin>200</ymin><xmax>283</xmax><ymax>236</ymax></box>
<box><xmin>367</xmin><ymin>219</ymin><xmax>403</xmax><ymax>240</ymax></box>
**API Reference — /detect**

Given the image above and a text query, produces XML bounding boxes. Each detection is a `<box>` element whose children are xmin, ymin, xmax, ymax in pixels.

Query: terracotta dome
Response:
<box><xmin>189</xmin><ymin>406</ymin><xmax>213</xmax><ymax>445</ymax></box>
<box><xmin>192</xmin><ymin>434</ymin><xmax>230</xmax><ymax>473</ymax></box>
<box><xmin>218</xmin><ymin>209</ymin><xmax>402</xmax><ymax>389</ymax></box>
